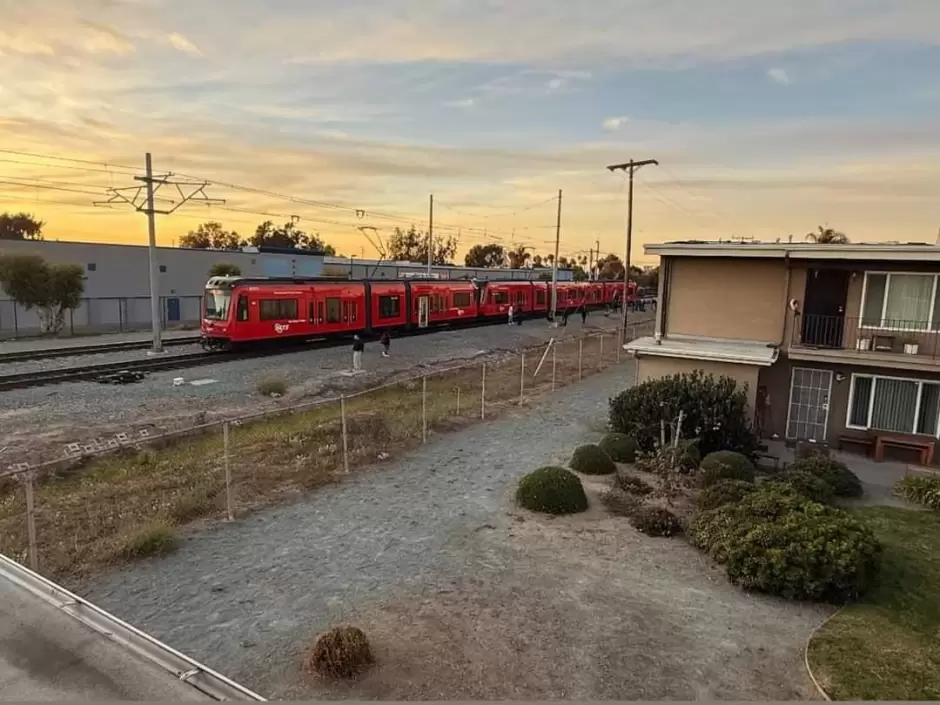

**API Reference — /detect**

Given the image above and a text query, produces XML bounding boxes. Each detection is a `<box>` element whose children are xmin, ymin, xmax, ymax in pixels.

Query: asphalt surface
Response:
<box><xmin>0</xmin><ymin>573</ymin><xmax>212</xmax><ymax>701</ymax></box>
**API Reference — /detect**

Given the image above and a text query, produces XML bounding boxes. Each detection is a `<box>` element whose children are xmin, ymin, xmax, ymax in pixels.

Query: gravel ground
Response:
<box><xmin>78</xmin><ymin>363</ymin><xmax>828</xmax><ymax>701</ymax></box>
<box><xmin>0</xmin><ymin>344</ymin><xmax>205</xmax><ymax>375</ymax></box>
<box><xmin>1</xmin><ymin>315</ymin><xmax>642</xmax><ymax>470</ymax></box>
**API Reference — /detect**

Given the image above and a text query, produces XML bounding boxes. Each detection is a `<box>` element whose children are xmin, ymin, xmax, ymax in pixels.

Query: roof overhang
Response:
<box><xmin>645</xmin><ymin>242</ymin><xmax>940</xmax><ymax>262</ymax></box>
<box><xmin>623</xmin><ymin>336</ymin><xmax>779</xmax><ymax>367</ymax></box>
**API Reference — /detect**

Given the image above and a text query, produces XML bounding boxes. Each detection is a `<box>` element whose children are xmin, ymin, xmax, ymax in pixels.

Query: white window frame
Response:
<box><xmin>860</xmin><ymin>270</ymin><xmax>939</xmax><ymax>332</ymax></box>
<box><xmin>785</xmin><ymin>367</ymin><xmax>834</xmax><ymax>441</ymax></box>
<box><xmin>845</xmin><ymin>372</ymin><xmax>940</xmax><ymax>437</ymax></box>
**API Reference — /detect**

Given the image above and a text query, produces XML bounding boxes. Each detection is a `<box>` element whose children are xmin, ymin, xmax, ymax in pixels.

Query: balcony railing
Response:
<box><xmin>793</xmin><ymin>315</ymin><xmax>940</xmax><ymax>360</ymax></box>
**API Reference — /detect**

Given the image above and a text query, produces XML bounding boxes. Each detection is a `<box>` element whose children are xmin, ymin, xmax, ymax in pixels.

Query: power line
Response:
<box><xmin>0</xmin><ymin>158</ymin><xmax>140</xmax><ymax>177</ymax></box>
<box><xmin>0</xmin><ymin>148</ymin><xmax>140</xmax><ymax>173</ymax></box>
<box><xmin>0</xmin><ymin>180</ymin><xmax>107</xmax><ymax>197</ymax></box>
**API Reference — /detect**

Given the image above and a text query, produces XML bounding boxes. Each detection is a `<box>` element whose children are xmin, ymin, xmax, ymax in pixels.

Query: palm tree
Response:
<box><xmin>805</xmin><ymin>226</ymin><xmax>849</xmax><ymax>244</ymax></box>
<box><xmin>507</xmin><ymin>245</ymin><xmax>530</xmax><ymax>269</ymax></box>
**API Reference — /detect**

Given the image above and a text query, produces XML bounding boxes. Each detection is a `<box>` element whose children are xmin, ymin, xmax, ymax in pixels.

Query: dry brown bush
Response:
<box><xmin>303</xmin><ymin>625</ymin><xmax>374</xmax><ymax>679</ymax></box>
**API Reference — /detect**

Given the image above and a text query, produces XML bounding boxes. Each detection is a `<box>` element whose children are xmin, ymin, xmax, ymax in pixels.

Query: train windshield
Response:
<box><xmin>204</xmin><ymin>289</ymin><xmax>231</xmax><ymax>320</ymax></box>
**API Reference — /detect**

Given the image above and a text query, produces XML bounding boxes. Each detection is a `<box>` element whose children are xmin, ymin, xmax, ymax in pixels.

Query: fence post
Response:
<box><xmin>578</xmin><ymin>338</ymin><xmax>583</xmax><ymax>380</ymax></box>
<box><xmin>340</xmin><ymin>396</ymin><xmax>349</xmax><ymax>473</ymax></box>
<box><xmin>519</xmin><ymin>353</ymin><xmax>525</xmax><ymax>404</ymax></box>
<box><xmin>223</xmin><ymin>422</ymin><xmax>234</xmax><ymax>521</ymax></box>
<box><xmin>422</xmin><ymin>375</ymin><xmax>428</xmax><ymax>443</ymax></box>
<box><xmin>455</xmin><ymin>387</ymin><xmax>461</xmax><ymax>416</ymax></box>
<box><xmin>24</xmin><ymin>472</ymin><xmax>38</xmax><ymax>572</ymax></box>
<box><xmin>599</xmin><ymin>334</ymin><xmax>604</xmax><ymax>368</ymax></box>
<box><xmin>551</xmin><ymin>344</ymin><xmax>556</xmax><ymax>392</ymax></box>
<box><xmin>617</xmin><ymin>328</ymin><xmax>622</xmax><ymax>363</ymax></box>
<box><xmin>481</xmin><ymin>362</ymin><xmax>486</xmax><ymax>420</ymax></box>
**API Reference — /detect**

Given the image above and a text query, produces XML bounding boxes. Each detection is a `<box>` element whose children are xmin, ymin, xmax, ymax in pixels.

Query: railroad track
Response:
<box><xmin>0</xmin><ymin>335</ymin><xmax>202</xmax><ymax>364</ymax></box>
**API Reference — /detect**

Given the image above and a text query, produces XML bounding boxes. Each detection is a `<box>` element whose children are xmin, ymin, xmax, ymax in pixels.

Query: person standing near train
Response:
<box><xmin>352</xmin><ymin>335</ymin><xmax>364</xmax><ymax>372</ymax></box>
<box><xmin>507</xmin><ymin>304</ymin><xmax>514</xmax><ymax>326</ymax></box>
<box><xmin>380</xmin><ymin>330</ymin><xmax>391</xmax><ymax>358</ymax></box>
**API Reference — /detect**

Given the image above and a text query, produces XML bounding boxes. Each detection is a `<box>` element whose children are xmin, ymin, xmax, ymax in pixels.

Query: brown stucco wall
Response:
<box><xmin>636</xmin><ymin>355</ymin><xmax>760</xmax><ymax>413</ymax></box>
<box><xmin>665</xmin><ymin>257</ymin><xmax>787</xmax><ymax>343</ymax></box>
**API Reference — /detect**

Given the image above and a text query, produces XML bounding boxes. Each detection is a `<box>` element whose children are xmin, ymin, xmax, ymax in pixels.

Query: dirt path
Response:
<box><xmin>78</xmin><ymin>363</ymin><xmax>828</xmax><ymax>700</ymax></box>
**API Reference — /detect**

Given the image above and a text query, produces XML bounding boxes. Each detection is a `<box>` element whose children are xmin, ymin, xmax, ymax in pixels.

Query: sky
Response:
<box><xmin>1</xmin><ymin>0</ymin><xmax>939</xmax><ymax>265</ymax></box>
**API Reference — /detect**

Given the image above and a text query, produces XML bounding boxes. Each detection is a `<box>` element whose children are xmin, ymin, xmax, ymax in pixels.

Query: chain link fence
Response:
<box><xmin>0</xmin><ymin>321</ymin><xmax>654</xmax><ymax>581</ymax></box>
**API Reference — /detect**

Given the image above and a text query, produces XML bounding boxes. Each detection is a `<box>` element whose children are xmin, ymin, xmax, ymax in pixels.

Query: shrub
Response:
<box><xmin>630</xmin><ymin>506</ymin><xmax>682</xmax><ymax>537</ymax></box>
<box><xmin>790</xmin><ymin>455</ymin><xmax>863</xmax><ymax>498</ymax></box>
<box><xmin>598</xmin><ymin>432</ymin><xmax>638</xmax><ymax>463</ymax></box>
<box><xmin>601</xmin><ymin>489</ymin><xmax>641</xmax><ymax>517</ymax></box>
<box><xmin>894</xmin><ymin>475</ymin><xmax>940</xmax><ymax>510</ymax></box>
<box><xmin>615</xmin><ymin>472</ymin><xmax>653</xmax><ymax>496</ymax></box>
<box><xmin>636</xmin><ymin>439</ymin><xmax>701</xmax><ymax>475</ymax></box>
<box><xmin>256</xmin><ymin>376</ymin><xmax>287</xmax><ymax>397</ymax></box>
<box><xmin>118</xmin><ymin>522</ymin><xmax>178</xmax><ymax>560</ymax></box>
<box><xmin>724</xmin><ymin>508</ymin><xmax>882</xmax><ymax>602</ymax></box>
<box><xmin>516</xmin><ymin>466</ymin><xmax>588</xmax><ymax>515</ymax></box>
<box><xmin>608</xmin><ymin>369</ymin><xmax>759</xmax><ymax>457</ymax></box>
<box><xmin>762</xmin><ymin>470</ymin><xmax>835</xmax><ymax>505</ymax></box>
<box><xmin>304</xmin><ymin>626</ymin><xmax>374</xmax><ymax>679</ymax></box>
<box><xmin>699</xmin><ymin>450</ymin><xmax>756</xmax><ymax>487</ymax></box>
<box><xmin>569</xmin><ymin>444</ymin><xmax>616</xmax><ymax>475</ymax></box>
<box><xmin>696</xmin><ymin>479</ymin><xmax>757</xmax><ymax>511</ymax></box>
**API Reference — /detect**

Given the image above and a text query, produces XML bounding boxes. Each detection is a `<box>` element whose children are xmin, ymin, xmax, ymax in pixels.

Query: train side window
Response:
<box><xmin>260</xmin><ymin>299</ymin><xmax>298</xmax><ymax>321</ymax></box>
<box><xmin>453</xmin><ymin>292</ymin><xmax>472</xmax><ymax>308</ymax></box>
<box><xmin>326</xmin><ymin>297</ymin><xmax>341</xmax><ymax>323</ymax></box>
<box><xmin>342</xmin><ymin>301</ymin><xmax>349</xmax><ymax>322</ymax></box>
<box><xmin>308</xmin><ymin>301</ymin><xmax>315</xmax><ymax>323</ymax></box>
<box><xmin>535</xmin><ymin>290</ymin><xmax>546</xmax><ymax>305</ymax></box>
<box><xmin>317</xmin><ymin>301</ymin><xmax>325</xmax><ymax>323</ymax></box>
<box><xmin>494</xmin><ymin>291</ymin><xmax>509</xmax><ymax>305</ymax></box>
<box><xmin>516</xmin><ymin>291</ymin><xmax>525</xmax><ymax>305</ymax></box>
<box><xmin>350</xmin><ymin>303</ymin><xmax>357</xmax><ymax>322</ymax></box>
<box><xmin>378</xmin><ymin>295</ymin><xmax>400</xmax><ymax>318</ymax></box>
<box><xmin>237</xmin><ymin>295</ymin><xmax>249</xmax><ymax>321</ymax></box>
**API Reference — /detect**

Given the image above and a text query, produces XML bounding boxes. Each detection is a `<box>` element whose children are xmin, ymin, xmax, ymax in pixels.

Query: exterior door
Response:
<box><xmin>417</xmin><ymin>296</ymin><xmax>429</xmax><ymax>328</ymax></box>
<box><xmin>786</xmin><ymin>367</ymin><xmax>833</xmax><ymax>441</ymax></box>
<box><xmin>802</xmin><ymin>268</ymin><xmax>850</xmax><ymax>347</ymax></box>
<box><xmin>166</xmin><ymin>297</ymin><xmax>181</xmax><ymax>323</ymax></box>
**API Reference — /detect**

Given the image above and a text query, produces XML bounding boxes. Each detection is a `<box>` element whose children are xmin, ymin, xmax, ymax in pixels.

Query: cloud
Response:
<box><xmin>767</xmin><ymin>67</ymin><xmax>791</xmax><ymax>85</ymax></box>
<box><xmin>167</xmin><ymin>32</ymin><xmax>202</xmax><ymax>57</ymax></box>
<box><xmin>445</xmin><ymin>98</ymin><xmax>475</xmax><ymax>108</ymax></box>
<box><xmin>603</xmin><ymin>116</ymin><xmax>629</xmax><ymax>131</ymax></box>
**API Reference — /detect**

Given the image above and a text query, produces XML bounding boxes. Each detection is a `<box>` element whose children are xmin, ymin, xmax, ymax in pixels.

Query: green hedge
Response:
<box><xmin>516</xmin><ymin>466</ymin><xmax>589</xmax><ymax>515</ymax></box>
<box><xmin>570</xmin><ymin>444</ymin><xmax>617</xmax><ymax>475</ymax></box>
<box><xmin>763</xmin><ymin>470</ymin><xmax>835</xmax><ymax>505</ymax></box>
<box><xmin>894</xmin><ymin>475</ymin><xmax>940</xmax><ymax>510</ymax></box>
<box><xmin>696</xmin><ymin>479</ymin><xmax>757</xmax><ymax>511</ymax></box>
<box><xmin>790</xmin><ymin>455</ymin><xmax>864</xmax><ymax>498</ymax></box>
<box><xmin>699</xmin><ymin>450</ymin><xmax>756</xmax><ymax>487</ymax></box>
<box><xmin>630</xmin><ymin>506</ymin><xmax>682</xmax><ymax>537</ymax></box>
<box><xmin>598</xmin><ymin>432</ymin><xmax>638</xmax><ymax>463</ymax></box>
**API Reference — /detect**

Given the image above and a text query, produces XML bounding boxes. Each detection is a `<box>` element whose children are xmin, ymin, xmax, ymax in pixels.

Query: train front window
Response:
<box><xmin>204</xmin><ymin>289</ymin><xmax>231</xmax><ymax>320</ymax></box>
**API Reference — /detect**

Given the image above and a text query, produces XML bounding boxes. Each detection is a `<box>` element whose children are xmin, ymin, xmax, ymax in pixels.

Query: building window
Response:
<box><xmin>259</xmin><ymin>299</ymin><xmax>298</xmax><ymax>321</ymax></box>
<box><xmin>453</xmin><ymin>292</ymin><xmax>472</xmax><ymax>308</ymax></box>
<box><xmin>159</xmin><ymin>265</ymin><xmax>167</xmax><ymax>273</ymax></box>
<box><xmin>87</xmin><ymin>263</ymin><xmax>96</xmax><ymax>272</ymax></box>
<box><xmin>862</xmin><ymin>272</ymin><xmax>940</xmax><ymax>330</ymax></box>
<box><xmin>325</xmin><ymin>297</ymin><xmax>341</xmax><ymax>323</ymax></box>
<box><xmin>378</xmin><ymin>295</ymin><xmax>401</xmax><ymax>319</ymax></box>
<box><xmin>847</xmin><ymin>373</ymin><xmax>940</xmax><ymax>436</ymax></box>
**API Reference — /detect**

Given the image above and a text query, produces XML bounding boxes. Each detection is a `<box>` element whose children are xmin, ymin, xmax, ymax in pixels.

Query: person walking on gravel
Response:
<box><xmin>580</xmin><ymin>305</ymin><xmax>588</xmax><ymax>325</ymax></box>
<box><xmin>380</xmin><ymin>330</ymin><xmax>391</xmax><ymax>358</ymax></box>
<box><xmin>352</xmin><ymin>335</ymin><xmax>364</xmax><ymax>371</ymax></box>
<box><xmin>507</xmin><ymin>304</ymin><xmax>514</xmax><ymax>326</ymax></box>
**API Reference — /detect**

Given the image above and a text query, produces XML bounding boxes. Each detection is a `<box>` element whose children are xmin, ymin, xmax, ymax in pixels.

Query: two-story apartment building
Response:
<box><xmin>626</xmin><ymin>241</ymin><xmax>940</xmax><ymax>464</ymax></box>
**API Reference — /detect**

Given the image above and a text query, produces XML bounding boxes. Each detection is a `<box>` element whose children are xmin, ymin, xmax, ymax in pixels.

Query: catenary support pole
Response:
<box><xmin>144</xmin><ymin>153</ymin><xmax>163</xmax><ymax>353</ymax></box>
<box><xmin>427</xmin><ymin>194</ymin><xmax>434</xmax><ymax>276</ymax></box>
<box><xmin>550</xmin><ymin>189</ymin><xmax>562</xmax><ymax>321</ymax></box>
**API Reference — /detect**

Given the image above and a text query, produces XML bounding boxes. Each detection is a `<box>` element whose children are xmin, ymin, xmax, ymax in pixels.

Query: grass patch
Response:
<box><xmin>256</xmin><ymin>376</ymin><xmax>288</xmax><ymax>397</ymax></box>
<box><xmin>808</xmin><ymin>508</ymin><xmax>940</xmax><ymax>700</ymax></box>
<box><xmin>118</xmin><ymin>522</ymin><xmax>178</xmax><ymax>560</ymax></box>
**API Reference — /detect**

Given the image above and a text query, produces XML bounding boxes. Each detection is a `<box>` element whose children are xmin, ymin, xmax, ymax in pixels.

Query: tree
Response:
<box><xmin>180</xmin><ymin>221</ymin><xmax>243</xmax><ymax>250</ymax></box>
<box><xmin>248</xmin><ymin>220</ymin><xmax>337</xmax><ymax>254</ymax></box>
<box><xmin>532</xmin><ymin>254</ymin><xmax>544</xmax><ymax>268</ymax></box>
<box><xmin>805</xmin><ymin>226</ymin><xmax>849</xmax><ymax>244</ymax></box>
<box><xmin>209</xmin><ymin>262</ymin><xmax>242</xmax><ymax>277</ymax></box>
<box><xmin>0</xmin><ymin>212</ymin><xmax>44</xmax><ymax>240</ymax></box>
<box><xmin>0</xmin><ymin>254</ymin><xmax>84</xmax><ymax>333</ymax></box>
<box><xmin>387</xmin><ymin>225</ymin><xmax>457</xmax><ymax>265</ymax></box>
<box><xmin>507</xmin><ymin>245</ymin><xmax>530</xmax><ymax>269</ymax></box>
<box><xmin>571</xmin><ymin>266</ymin><xmax>588</xmax><ymax>281</ymax></box>
<box><xmin>464</xmin><ymin>243</ymin><xmax>506</xmax><ymax>268</ymax></box>
<box><xmin>596</xmin><ymin>254</ymin><xmax>625</xmax><ymax>280</ymax></box>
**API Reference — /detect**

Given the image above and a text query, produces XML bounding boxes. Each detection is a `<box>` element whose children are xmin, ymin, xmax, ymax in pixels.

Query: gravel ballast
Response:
<box><xmin>78</xmin><ymin>363</ymin><xmax>828</xmax><ymax>700</ymax></box>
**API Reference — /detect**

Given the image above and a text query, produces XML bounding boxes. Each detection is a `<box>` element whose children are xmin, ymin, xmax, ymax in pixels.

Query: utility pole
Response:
<box><xmin>592</xmin><ymin>238</ymin><xmax>600</xmax><ymax>280</ymax></box>
<box><xmin>607</xmin><ymin>158</ymin><xmax>658</xmax><ymax>340</ymax></box>
<box><xmin>427</xmin><ymin>194</ymin><xmax>434</xmax><ymax>276</ymax></box>
<box><xmin>94</xmin><ymin>154</ymin><xmax>223</xmax><ymax>354</ymax></box>
<box><xmin>550</xmin><ymin>189</ymin><xmax>562</xmax><ymax>321</ymax></box>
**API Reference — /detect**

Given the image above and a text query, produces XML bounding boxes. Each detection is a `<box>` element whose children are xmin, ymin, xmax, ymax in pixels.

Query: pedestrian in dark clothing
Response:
<box><xmin>379</xmin><ymin>331</ymin><xmax>391</xmax><ymax>357</ymax></box>
<box><xmin>580</xmin><ymin>306</ymin><xmax>587</xmax><ymax>324</ymax></box>
<box><xmin>562</xmin><ymin>308</ymin><xmax>569</xmax><ymax>326</ymax></box>
<box><xmin>352</xmin><ymin>335</ymin><xmax>364</xmax><ymax>371</ymax></box>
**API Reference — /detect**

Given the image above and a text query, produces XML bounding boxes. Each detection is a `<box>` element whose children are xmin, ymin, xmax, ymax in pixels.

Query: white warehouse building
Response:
<box><xmin>0</xmin><ymin>240</ymin><xmax>571</xmax><ymax>338</ymax></box>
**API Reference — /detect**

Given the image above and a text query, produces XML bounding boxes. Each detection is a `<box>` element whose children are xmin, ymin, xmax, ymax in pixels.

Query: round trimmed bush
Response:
<box><xmin>630</xmin><ymin>506</ymin><xmax>682</xmax><ymax>537</ymax></box>
<box><xmin>516</xmin><ymin>466</ymin><xmax>589</xmax><ymax>515</ymax></box>
<box><xmin>724</xmin><ymin>508</ymin><xmax>882</xmax><ymax>602</ymax></box>
<box><xmin>615</xmin><ymin>472</ymin><xmax>653</xmax><ymax>496</ymax></box>
<box><xmin>696</xmin><ymin>479</ymin><xmax>757</xmax><ymax>511</ymax></box>
<box><xmin>569</xmin><ymin>444</ymin><xmax>617</xmax><ymax>475</ymax></box>
<box><xmin>699</xmin><ymin>450</ymin><xmax>756</xmax><ymax>487</ymax></box>
<box><xmin>789</xmin><ymin>455</ymin><xmax>863</xmax><ymax>498</ymax></box>
<box><xmin>598</xmin><ymin>432</ymin><xmax>638</xmax><ymax>463</ymax></box>
<box><xmin>304</xmin><ymin>625</ymin><xmax>374</xmax><ymax>679</ymax></box>
<box><xmin>762</xmin><ymin>470</ymin><xmax>835</xmax><ymax>505</ymax></box>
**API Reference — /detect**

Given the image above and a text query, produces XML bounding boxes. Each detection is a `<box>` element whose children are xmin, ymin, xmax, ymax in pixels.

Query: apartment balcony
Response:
<box><xmin>789</xmin><ymin>314</ymin><xmax>940</xmax><ymax>372</ymax></box>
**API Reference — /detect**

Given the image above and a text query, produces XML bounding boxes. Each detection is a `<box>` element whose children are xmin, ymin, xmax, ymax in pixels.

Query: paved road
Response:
<box><xmin>0</xmin><ymin>573</ymin><xmax>211</xmax><ymax>701</ymax></box>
